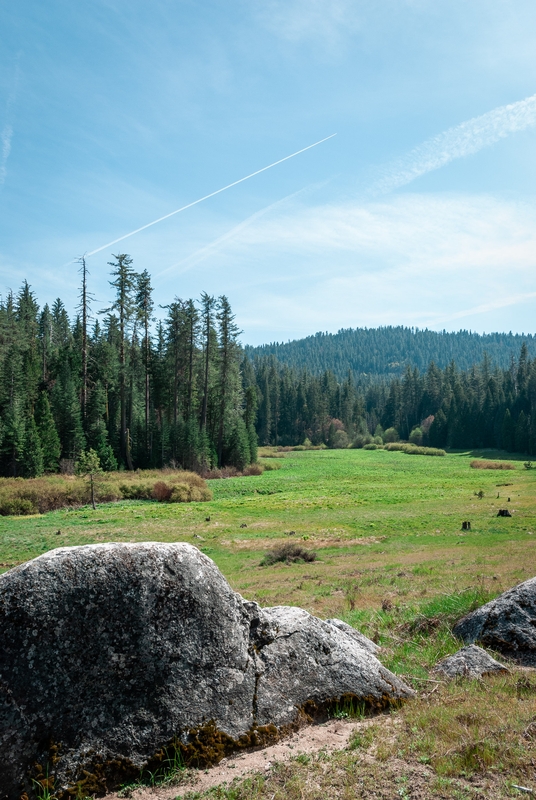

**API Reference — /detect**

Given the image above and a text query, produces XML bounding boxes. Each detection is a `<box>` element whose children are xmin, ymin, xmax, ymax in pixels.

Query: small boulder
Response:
<box><xmin>453</xmin><ymin>576</ymin><xmax>536</xmax><ymax>665</ymax></box>
<box><xmin>0</xmin><ymin>543</ymin><xmax>413</xmax><ymax>799</ymax></box>
<box><xmin>433</xmin><ymin>645</ymin><xmax>509</xmax><ymax>679</ymax></box>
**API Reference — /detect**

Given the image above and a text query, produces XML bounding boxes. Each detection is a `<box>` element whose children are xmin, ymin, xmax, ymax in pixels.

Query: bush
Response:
<box><xmin>0</xmin><ymin>498</ymin><xmax>37</xmax><ymax>516</ymax></box>
<box><xmin>385</xmin><ymin>443</ymin><xmax>446</xmax><ymax>456</ymax></box>
<box><xmin>169</xmin><ymin>483</ymin><xmax>190</xmax><ymax>502</ymax></box>
<box><xmin>331</xmin><ymin>430</ymin><xmax>349</xmax><ymax>449</ymax></box>
<box><xmin>261</xmin><ymin>543</ymin><xmax>317</xmax><ymax>566</ymax></box>
<box><xmin>119</xmin><ymin>483</ymin><xmax>154</xmax><ymax>500</ymax></box>
<box><xmin>409</xmin><ymin>426</ymin><xmax>423</xmax><ymax>446</ymax></box>
<box><xmin>470</xmin><ymin>460</ymin><xmax>516</xmax><ymax>470</ymax></box>
<box><xmin>363</xmin><ymin>443</ymin><xmax>383</xmax><ymax>450</ymax></box>
<box><xmin>407</xmin><ymin>446</ymin><xmax>445</xmax><ymax>456</ymax></box>
<box><xmin>152</xmin><ymin>479</ymin><xmax>212</xmax><ymax>503</ymax></box>
<box><xmin>259</xmin><ymin>460</ymin><xmax>282</xmax><ymax>471</ymax></box>
<box><xmin>152</xmin><ymin>481</ymin><xmax>173</xmax><ymax>501</ymax></box>
<box><xmin>0</xmin><ymin>469</ymin><xmax>212</xmax><ymax>515</ymax></box>
<box><xmin>352</xmin><ymin>433</ymin><xmax>373</xmax><ymax>449</ymax></box>
<box><xmin>242</xmin><ymin>464</ymin><xmax>264</xmax><ymax>476</ymax></box>
<box><xmin>383</xmin><ymin>427</ymin><xmax>399</xmax><ymax>443</ymax></box>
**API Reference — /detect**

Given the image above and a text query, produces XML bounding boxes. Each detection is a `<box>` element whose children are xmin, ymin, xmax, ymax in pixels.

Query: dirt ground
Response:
<box><xmin>110</xmin><ymin>718</ymin><xmax>365</xmax><ymax>800</ymax></box>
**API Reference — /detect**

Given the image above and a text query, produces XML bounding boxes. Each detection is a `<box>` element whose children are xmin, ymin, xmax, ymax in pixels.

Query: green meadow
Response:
<box><xmin>3</xmin><ymin>448</ymin><xmax>536</xmax><ymax>797</ymax></box>
<box><xmin>1</xmin><ymin>447</ymin><xmax>534</xmax><ymax>591</ymax></box>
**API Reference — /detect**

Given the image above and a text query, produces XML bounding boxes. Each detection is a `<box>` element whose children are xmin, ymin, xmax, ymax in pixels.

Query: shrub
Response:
<box><xmin>242</xmin><ymin>464</ymin><xmax>264</xmax><ymax>476</ymax></box>
<box><xmin>470</xmin><ymin>460</ymin><xmax>516</xmax><ymax>470</ymax></box>
<box><xmin>0</xmin><ymin>469</ymin><xmax>211</xmax><ymax>515</ymax></box>
<box><xmin>385</xmin><ymin>443</ymin><xmax>445</xmax><ymax>456</ymax></box>
<box><xmin>383</xmin><ymin>427</ymin><xmax>399</xmax><ymax>443</ymax></box>
<box><xmin>0</xmin><ymin>498</ymin><xmax>37</xmax><ymax>516</ymax></box>
<box><xmin>331</xmin><ymin>430</ymin><xmax>349</xmax><ymax>449</ymax></box>
<box><xmin>352</xmin><ymin>433</ymin><xmax>372</xmax><ymax>449</ymax></box>
<box><xmin>152</xmin><ymin>481</ymin><xmax>173</xmax><ymax>501</ymax></box>
<box><xmin>261</xmin><ymin>543</ymin><xmax>317</xmax><ymax>566</ymax></box>
<box><xmin>119</xmin><ymin>483</ymin><xmax>154</xmax><ymax>500</ymax></box>
<box><xmin>405</xmin><ymin>446</ymin><xmax>446</xmax><ymax>457</ymax></box>
<box><xmin>409</xmin><ymin>426</ymin><xmax>423</xmax><ymax>446</ymax></box>
<box><xmin>363</xmin><ymin>443</ymin><xmax>382</xmax><ymax>450</ymax></box>
<box><xmin>259</xmin><ymin>460</ymin><xmax>282</xmax><ymax>471</ymax></box>
<box><xmin>169</xmin><ymin>483</ymin><xmax>190</xmax><ymax>502</ymax></box>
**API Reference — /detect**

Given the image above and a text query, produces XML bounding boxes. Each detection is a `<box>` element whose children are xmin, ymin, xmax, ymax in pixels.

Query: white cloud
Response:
<box><xmin>169</xmin><ymin>192</ymin><xmax>536</xmax><ymax>341</ymax></box>
<box><xmin>0</xmin><ymin>123</ymin><xmax>13</xmax><ymax>186</ymax></box>
<box><xmin>0</xmin><ymin>56</ymin><xmax>21</xmax><ymax>189</ymax></box>
<box><xmin>373</xmin><ymin>93</ymin><xmax>536</xmax><ymax>194</ymax></box>
<box><xmin>258</xmin><ymin>0</ymin><xmax>359</xmax><ymax>45</ymax></box>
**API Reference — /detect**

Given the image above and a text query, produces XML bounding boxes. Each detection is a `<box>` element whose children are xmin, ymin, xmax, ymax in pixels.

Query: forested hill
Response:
<box><xmin>246</xmin><ymin>327</ymin><xmax>536</xmax><ymax>379</ymax></box>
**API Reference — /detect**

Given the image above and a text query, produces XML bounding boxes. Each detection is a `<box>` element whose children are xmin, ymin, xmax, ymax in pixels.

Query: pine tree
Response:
<box><xmin>101</xmin><ymin>254</ymin><xmax>137</xmax><ymax>469</ymax></box>
<box><xmin>35</xmin><ymin>391</ymin><xmax>61</xmax><ymax>472</ymax></box>
<box><xmin>216</xmin><ymin>296</ymin><xmax>241</xmax><ymax>466</ymax></box>
<box><xmin>226</xmin><ymin>418</ymin><xmax>251</xmax><ymax>472</ymax></box>
<box><xmin>515</xmin><ymin>410</ymin><xmax>529</xmax><ymax>453</ymax></box>
<box><xmin>199</xmin><ymin>292</ymin><xmax>216</xmax><ymax>434</ymax></box>
<box><xmin>52</xmin><ymin>362</ymin><xmax>86</xmax><ymax>462</ymax></box>
<box><xmin>135</xmin><ymin>270</ymin><xmax>154</xmax><ymax>460</ymax></box>
<box><xmin>428</xmin><ymin>408</ymin><xmax>448</xmax><ymax>448</ymax></box>
<box><xmin>501</xmin><ymin>409</ymin><xmax>515</xmax><ymax>452</ymax></box>
<box><xmin>20</xmin><ymin>415</ymin><xmax>44</xmax><ymax>477</ymax></box>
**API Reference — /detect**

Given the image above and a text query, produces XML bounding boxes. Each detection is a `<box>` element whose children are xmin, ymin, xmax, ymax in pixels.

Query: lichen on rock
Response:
<box><xmin>0</xmin><ymin>542</ymin><xmax>413</xmax><ymax>799</ymax></box>
<box><xmin>432</xmin><ymin>645</ymin><xmax>509</xmax><ymax>679</ymax></box>
<box><xmin>453</xmin><ymin>576</ymin><xmax>536</xmax><ymax>665</ymax></box>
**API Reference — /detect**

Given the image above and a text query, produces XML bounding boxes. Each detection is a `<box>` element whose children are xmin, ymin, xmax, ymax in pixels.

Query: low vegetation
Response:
<box><xmin>0</xmin><ymin>469</ymin><xmax>211</xmax><ymax>515</ymax></box>
<box><xmin>471</xmin><ymin>460</ymin><xmax>516</xmax><ymax>470</ymax></box>
<box><xmin>261</xmin><ymin>543</ymin><xmax>317</xmax><ymax>566</ymax></box>
<box><xmin>384</xmin><ymin>443</ymin><xmax>446</xmax><ymax>456</ymax></box>
<box><xmin>2</xmin><ymin>447</ymin><xmax>536</xmax><ymax>797</ymax></box>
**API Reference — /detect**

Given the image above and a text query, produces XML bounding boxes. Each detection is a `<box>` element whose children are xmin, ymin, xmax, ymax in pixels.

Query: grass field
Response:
<box><xmin>2</xmin><ymin>448</ymin><xmax>536</xmax><ymax>798</ymax></box>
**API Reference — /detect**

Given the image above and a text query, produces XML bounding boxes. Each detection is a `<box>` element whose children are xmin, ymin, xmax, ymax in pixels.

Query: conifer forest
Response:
<box><xmin>1</xmin><ymin>254</ymin><xmax>535</xmax><ymax>479</ymax></box>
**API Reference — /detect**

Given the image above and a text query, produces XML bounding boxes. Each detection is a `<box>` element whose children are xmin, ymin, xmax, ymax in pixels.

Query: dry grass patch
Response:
<box><xmin>397</xmin><ymin>672</ymin><xmax>536</xmax><ymax>780</ymax></box>
<box><xmin>470</xmin><ymin>460</ymin><xmax>516</xmax><ymax>470</ymax></box>
<box><xmin>0</xmin><ymin>470</ymin><xmax>211</xmax><ymax>515</ymax></box>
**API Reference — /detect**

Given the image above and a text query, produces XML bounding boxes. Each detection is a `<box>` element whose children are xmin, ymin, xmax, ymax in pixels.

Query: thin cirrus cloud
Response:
<box><xmin>196</xmin><ymin>191</ymin><xmax>536</xmax><ymax>340</ymax></box>
<box><xmin>0</xmin><ymin>56</ymin><xmax>21</xmax><ymax>189</ymax></box>
<box><xmin>372</xmin><ymin>92</ymin><xmax>536</xmax><ymax>195</ymax></box>
<box><xmin>0</xmin><ymin>124</ymin><xmax>13</xmax><ymax>187</ymax></box>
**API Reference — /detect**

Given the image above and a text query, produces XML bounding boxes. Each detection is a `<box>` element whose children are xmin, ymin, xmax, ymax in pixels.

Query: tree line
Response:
<box><xmin>0</xmin><ymin>255</ymin><xmax>257</xmax><ymax>477</ymax></box>
<box><xmin>2</xmin><ymin>258</ymin><xmax>535</xmax><ymax>480</ymax></box>
<box><xmin>247</xmin><ymin>345</ymin><xmax>536</xmax><ymax>455</ymax></box>
<box><xmin>246</xmin><ymin>326</ymin><xmax>536</xmax><ymax>380</ymax></box>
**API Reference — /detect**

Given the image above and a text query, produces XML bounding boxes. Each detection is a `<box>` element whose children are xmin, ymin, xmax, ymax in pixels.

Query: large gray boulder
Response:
<box><xmin>432</xmin><ymin>645</ymin><xmax>509</xmax><ymax>679</ymax></box>
<box><xmin>453</xmin><ymin>577</ymin><xmax>536</xmax><ymax>665</ymax></box>
<box><xmin>0</xmin><ymin>543</ymin><xmax>413</xmax><ymax>800</ymax></box>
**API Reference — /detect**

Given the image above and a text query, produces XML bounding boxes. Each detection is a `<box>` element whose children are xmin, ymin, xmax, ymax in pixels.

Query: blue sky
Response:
<box><xmin>1</xmin><ymin>0</ymin><xmax>536</xmax><ymax>344</ymax></box>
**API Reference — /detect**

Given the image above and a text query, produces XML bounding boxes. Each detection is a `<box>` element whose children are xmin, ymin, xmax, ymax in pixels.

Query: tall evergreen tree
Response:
<box><xmin>101</xmin><ymin>254</ymin><xmax>136</xmax><ymax>469</ymax></box>
<box><xmin>35</xmin><ymin>391</ymin><xmax>61</xmax><ymax>472</ymax></box>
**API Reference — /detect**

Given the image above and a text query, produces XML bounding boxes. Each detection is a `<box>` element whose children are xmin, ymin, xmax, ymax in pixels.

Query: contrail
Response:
<box><xmin>373</xmin><ymin>93</ymin><xmax>536</xmax><ymax>194</ymax></box>
<box><xmin>154</xmin><ymin>181</ymin><xmax>329</xmax><ymax>280</ymax></box>
<box><xmin>85</xmin><ymin>134</ymin><xmax>336</xmax><ymax>257</ymax></box>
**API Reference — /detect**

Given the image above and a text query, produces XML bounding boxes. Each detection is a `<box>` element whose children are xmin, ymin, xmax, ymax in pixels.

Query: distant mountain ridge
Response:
<box><xmin>245</xmin><ymin>326</ymin><xmax>536</xmax><ymax>379</ymax></box>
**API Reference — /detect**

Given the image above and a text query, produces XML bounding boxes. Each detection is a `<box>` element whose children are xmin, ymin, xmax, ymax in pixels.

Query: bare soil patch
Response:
<box><xmin>109</xmin><ymin>719</ymin><xmax>363</xmax><ymax>800</ymax></box>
